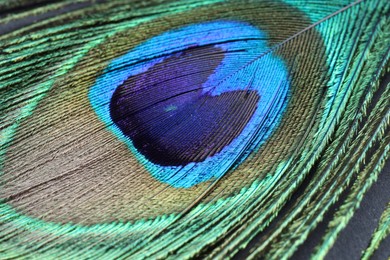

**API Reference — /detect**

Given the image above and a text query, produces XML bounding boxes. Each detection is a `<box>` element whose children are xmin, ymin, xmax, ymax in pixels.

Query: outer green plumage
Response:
<box><xmin>0</xmin><ymin>0</ymin><xmax>389</xmax><ymax>259</ymax></box>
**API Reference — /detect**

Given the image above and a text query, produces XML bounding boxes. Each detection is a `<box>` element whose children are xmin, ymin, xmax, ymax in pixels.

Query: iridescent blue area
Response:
<box><xmin>89</xmin><ymin>21</ymin><xmax>290</xmax><ymax>188</ymax></box>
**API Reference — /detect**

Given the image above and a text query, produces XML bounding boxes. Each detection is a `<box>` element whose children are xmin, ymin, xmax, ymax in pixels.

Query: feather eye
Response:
<box><xmin>1</xmin><ymin>0</ymin><xmax>389</xmax><ymax>259</ymax></box>
<box><xmin>90</xmin><ymin>20</ymin><xmax>290</xmax><ymax>187</ymax></box>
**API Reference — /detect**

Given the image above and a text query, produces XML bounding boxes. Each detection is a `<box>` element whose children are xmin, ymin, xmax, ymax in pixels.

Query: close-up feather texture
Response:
<box><xmin>0</xmin><ymin>0</ymin><xmax>389</xmax><ymax>259</ymax></box>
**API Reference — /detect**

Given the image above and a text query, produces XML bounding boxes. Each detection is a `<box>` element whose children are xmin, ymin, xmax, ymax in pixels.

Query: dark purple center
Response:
<box><xmin>110</xmin><ymin>46</ymin><xmax>259</xmax><ymax>166</ymax></box>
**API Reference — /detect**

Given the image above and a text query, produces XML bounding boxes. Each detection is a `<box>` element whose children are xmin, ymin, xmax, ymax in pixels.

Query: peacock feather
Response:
<box><xmin>0</xmin><ymin>0</ymin><xmax>389</xmax><ymax>259</ymax></box>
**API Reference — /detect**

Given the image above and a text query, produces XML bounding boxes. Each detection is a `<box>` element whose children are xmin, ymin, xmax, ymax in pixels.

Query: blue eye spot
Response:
<box><xmin>89</xmin><ymin>20</ymin><xmax>290</xmax><ymax>188</ymax></box>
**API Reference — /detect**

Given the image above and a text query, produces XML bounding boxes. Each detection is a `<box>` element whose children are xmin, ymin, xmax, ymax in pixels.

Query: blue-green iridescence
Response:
<box><xmin>89</xmin><ymin>21</ymin><xmax>289</xmax><ymax>188</ymax></box>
